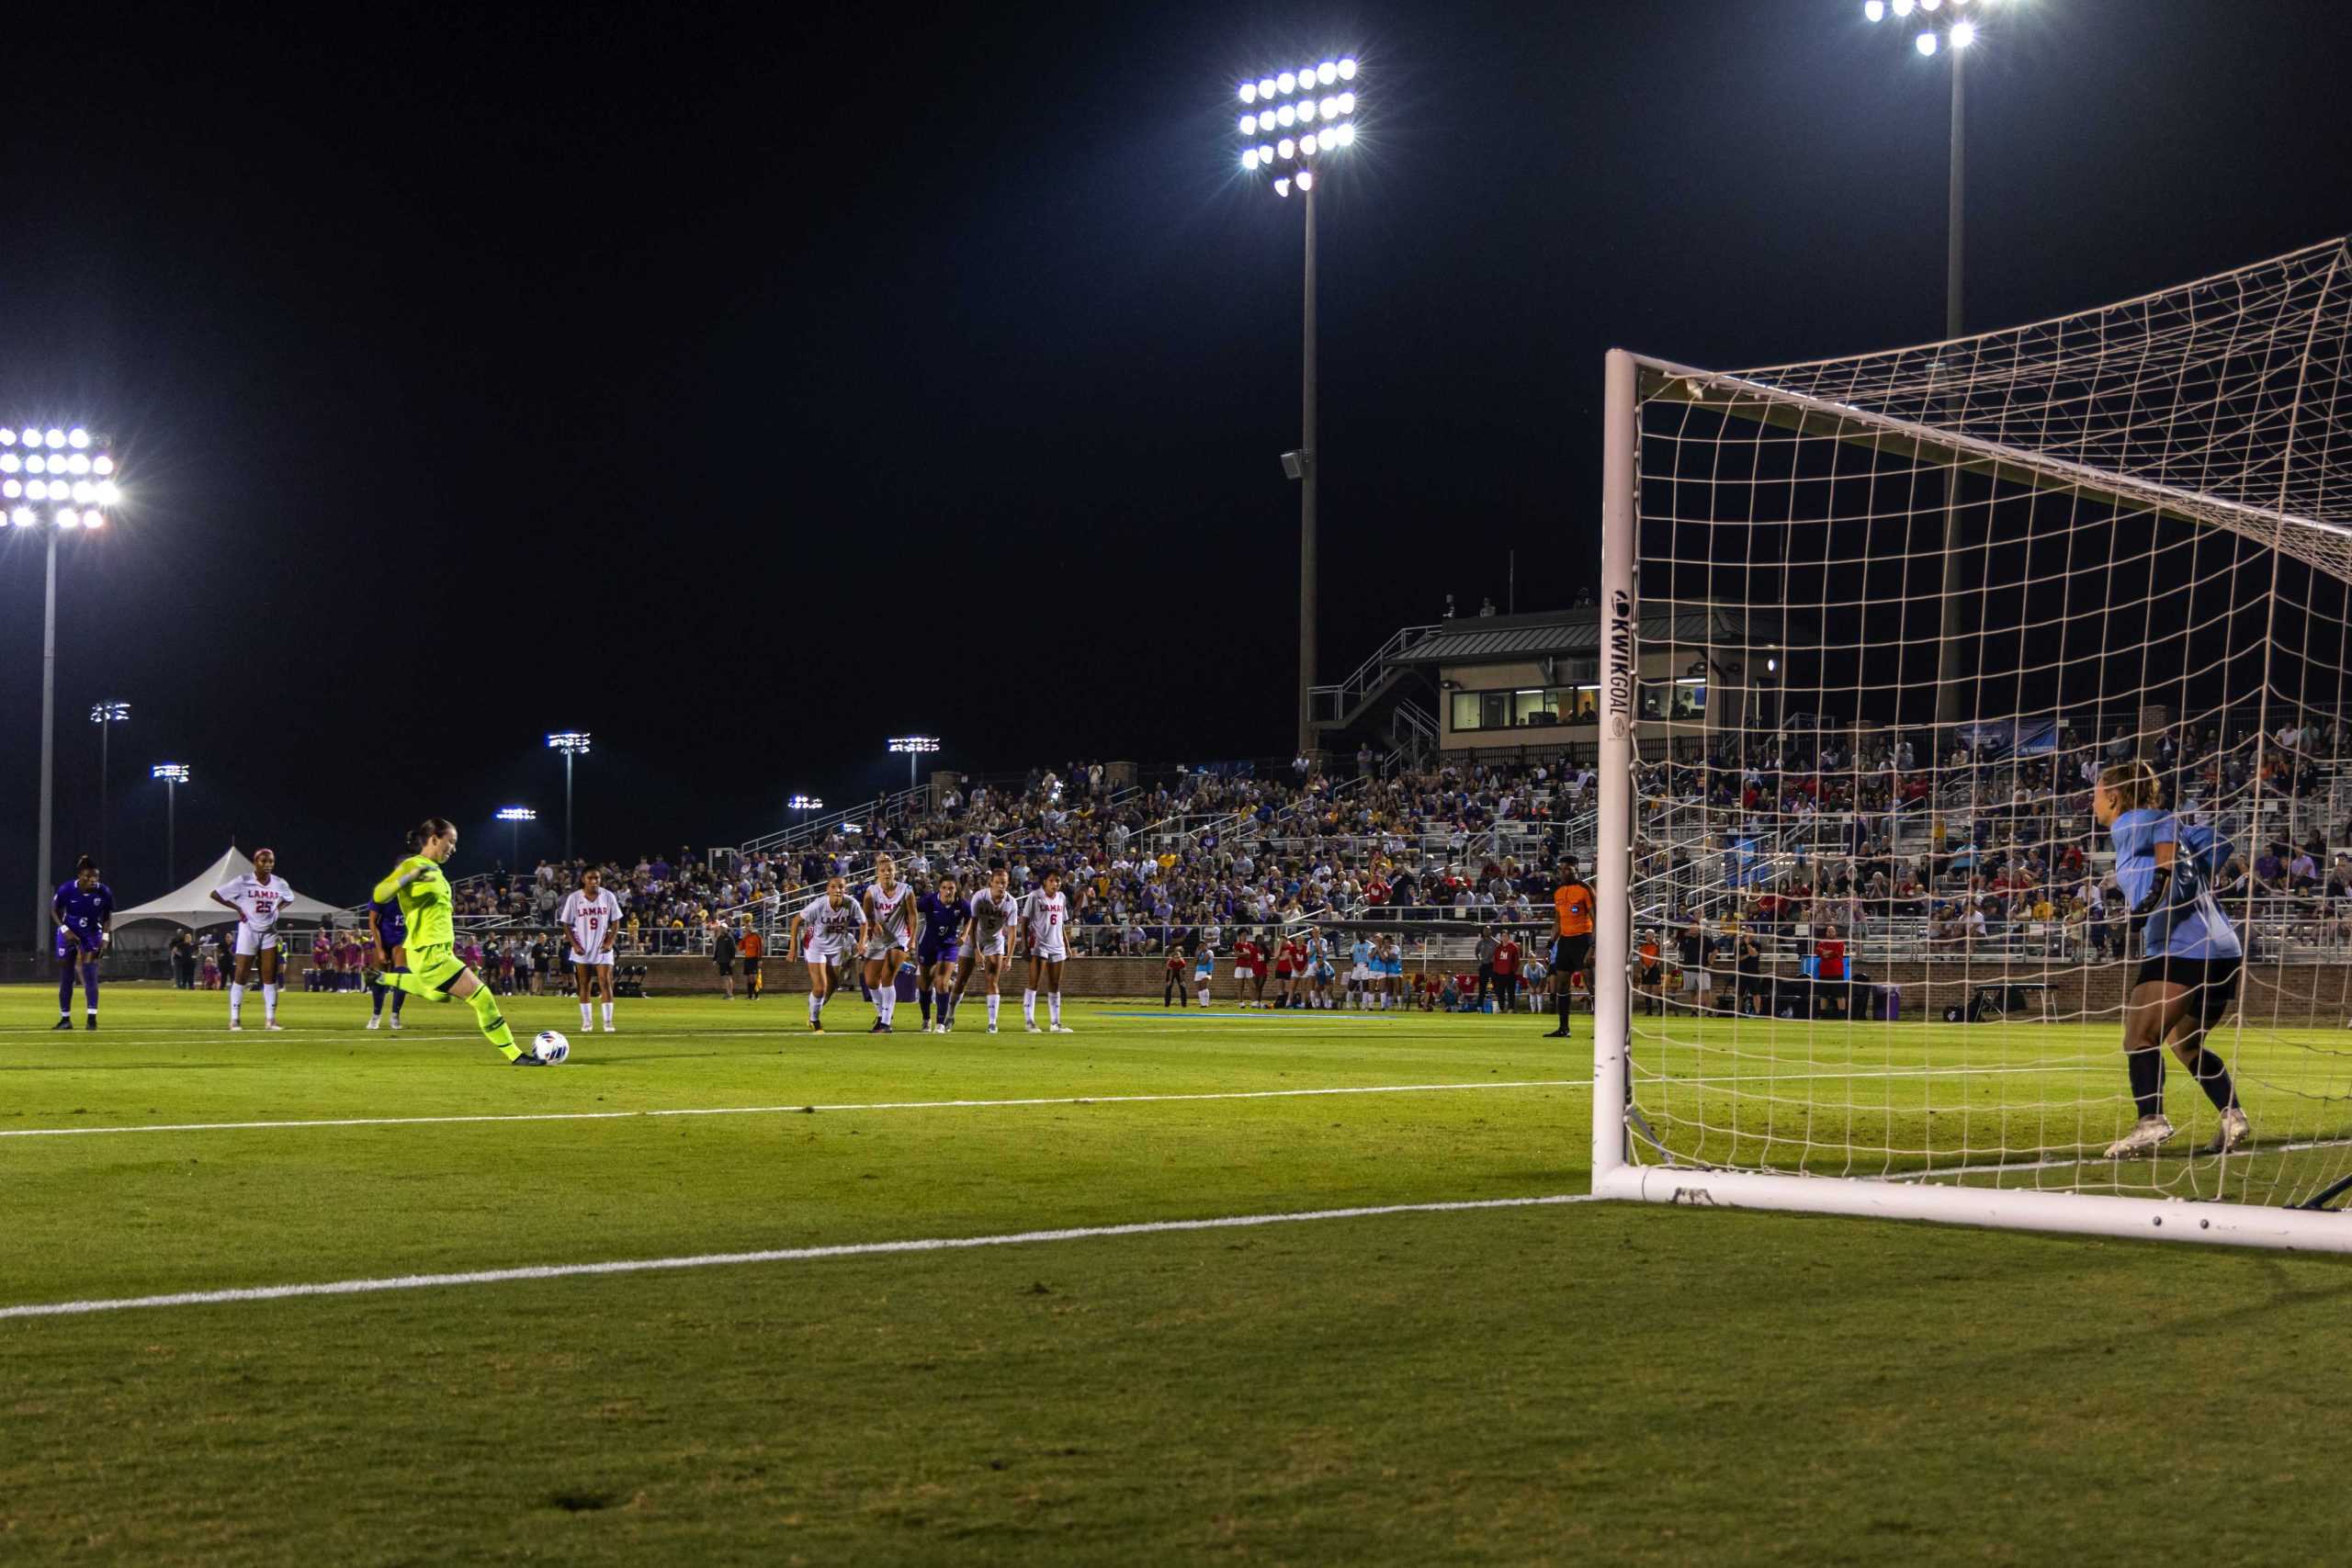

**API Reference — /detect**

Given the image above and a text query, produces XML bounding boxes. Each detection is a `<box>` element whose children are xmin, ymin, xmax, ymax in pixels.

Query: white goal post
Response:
<box><xmin>1592</xmin><ymin>238</ymin><xmax>2352</xmax><ymax>1252</ymax></box>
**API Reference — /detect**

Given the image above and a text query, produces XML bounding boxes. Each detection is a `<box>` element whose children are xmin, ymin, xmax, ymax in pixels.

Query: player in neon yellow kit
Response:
<box><xmin>368</xmin><ymin>817</ymin><xmax>541</xmax><ymax>1064</ymax></box>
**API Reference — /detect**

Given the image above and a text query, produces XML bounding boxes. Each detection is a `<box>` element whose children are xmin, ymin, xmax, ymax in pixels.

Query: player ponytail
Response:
<box><xmin>2096</xmin><ymin>760</ymin><xmax>2163</xmax><ymax>812</ymax></box>
<box><xmin>75</xmin><ymin>853</ymin><xmax>97</xmax><ymax>874</ymax></box>
<box><xmin>409</xmin><ymin>817</ymin><xmax>456</xmax><ymax>852</ymax></box>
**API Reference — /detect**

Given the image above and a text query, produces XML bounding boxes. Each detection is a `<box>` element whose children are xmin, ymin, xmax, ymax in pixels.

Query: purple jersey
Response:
<box><xmin>54</xmin><ymin>879</ymin><xmax>115</xmax><ymax>946</ymax></box>
<box><xmin>918</xmin><ymin>892</ymin><xmax>970</xmax><ymax>954</ymax></box>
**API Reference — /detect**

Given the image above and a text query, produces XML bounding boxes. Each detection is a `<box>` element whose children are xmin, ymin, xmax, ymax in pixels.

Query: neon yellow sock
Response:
<box><xmin>465</xmin><ymin>986</ymin><xmax>520</xmax><ymax>1057</ymax></box>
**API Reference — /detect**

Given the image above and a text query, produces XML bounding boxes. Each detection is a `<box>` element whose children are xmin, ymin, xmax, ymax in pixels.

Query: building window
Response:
<box><xmin>1637</xmin><ymin>676</ymin><xmax>1708</xmax><ymax>720</ymax></box>
<box><xmin>1450</xmin><ymin>684</ymin><xmax>1596</xmax><ymax>732</ymax></box>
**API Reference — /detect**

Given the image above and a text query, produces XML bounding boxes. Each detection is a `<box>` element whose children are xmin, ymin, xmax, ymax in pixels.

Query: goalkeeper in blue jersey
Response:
<box><xmin>2096</xmin><ymin>761</ymin><xmax>2248</xmax><ymax>1159</ymax></box>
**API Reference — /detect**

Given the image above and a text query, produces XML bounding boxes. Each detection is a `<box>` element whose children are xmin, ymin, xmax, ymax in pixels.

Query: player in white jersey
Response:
<box><xmin>789</xmin><ymin>875</ymin><xmax>867</xmax><ymax>1033</ymax></box>
<box><xmin>1020</xmin><ymin>866</ymin><xmax>1075</xmax><ymax>1033</ymax></box>
<box><xmin>861</xmin><ymin>853</ymin><xmax>916</xmax><ymax>1033</ymax></box>
<box><xmin>209</xmin><ymin>848</ymin><xmax>294</xmax><ymax>1031</ymax></box>
<box><xmin>557</xmin><ymin>866</ymin><xmax>623</xmax><ymax>1033</ymax></box>
<box><xmin>956</xmin><ymin>866</ymin><xmax>1018</xmax><ymax>1034</ymax></box>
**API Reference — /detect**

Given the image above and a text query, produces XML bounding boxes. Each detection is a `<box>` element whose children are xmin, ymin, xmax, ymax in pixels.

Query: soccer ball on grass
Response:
<box><xmin>532</xmin><ymin>1030</ymin><xmax>571</xmax><ymax>1065</ymax></box>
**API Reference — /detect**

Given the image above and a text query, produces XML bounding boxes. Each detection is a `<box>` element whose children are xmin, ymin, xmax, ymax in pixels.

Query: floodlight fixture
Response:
<box><xmin>152</xmin><ymin>762</ymin><xmax>189</xmax><ymax>783</ymax></box>
<box><xmin>887</xmin><ymin>734</ymin><xmax>941</xmax><ymax>789</ymax></box>
<box><xmin>546</xmin><ymin>731</ymin><xmax>592</xmax><ymax>755</ymax></box>
<box><xmin>1917</xmin><ymin>29</ymin><xmax>1939</xmax><ymax>52</ymax></box>
<box><xmin>788</xmin><ymin>793</ymin><xmax>823</xmax><ymax>813</ymax></box>
<box><xmin>91</xmin><ymin>702</ymin><xmax>130</xmax><ymax>723</ymax></box>
<box><xmin>547</xmin><ymin>732</ymin><xmax>591</xmax><ymax>860</ymax></box>
<box><xmin>1951</xmin><ymin>18</ymin><xmax>1976</xmax><ymax>46</ymax></box>
<box><xmin>152</xmin><ymin>763</ymin><xmax>191</xmax><ymax>884</ymax></box>
<box><xmin>495</xmin><ymin>807</ymin><xmax>537</xmax><ymax>822</ymax></box>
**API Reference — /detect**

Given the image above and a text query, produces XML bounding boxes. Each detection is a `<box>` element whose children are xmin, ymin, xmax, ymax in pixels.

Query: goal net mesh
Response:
<box><xmin>1618</xmin><ymin>236</ymin><xmax>2352</xmax><ymax>1205</ymax></box>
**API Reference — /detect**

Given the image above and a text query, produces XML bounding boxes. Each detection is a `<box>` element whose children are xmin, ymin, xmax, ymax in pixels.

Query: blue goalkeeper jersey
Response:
<box><xmin>2109</xmin><ymin>808</ymin><xmax>2240</xmax><ymax>961</ymax></box>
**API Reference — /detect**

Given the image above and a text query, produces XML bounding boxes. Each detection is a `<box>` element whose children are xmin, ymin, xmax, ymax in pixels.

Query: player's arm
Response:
<box><xmin>209</xmin><ymin>886</ymin><xmax>246</xmax><ymax>921</ymax></box>
<box><xmin>599</xmin><ymin>896</ymin><xmax>616</xmax><ymax>955</ymax></box>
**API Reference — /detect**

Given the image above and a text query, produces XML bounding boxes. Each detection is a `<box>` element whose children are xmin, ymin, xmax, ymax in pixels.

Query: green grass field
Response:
<box><xmin>6</xmin><ymin>983</ymin><xmax>2352</xmax><ymax>1565</ymax></box>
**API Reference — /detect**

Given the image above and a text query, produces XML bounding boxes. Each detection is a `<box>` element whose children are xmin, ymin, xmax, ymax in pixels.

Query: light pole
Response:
<box><xmin>1235</xmin><ymin>57</ymin><xmax>1359</xmax><ymax>754</ymax></box>
<box><xmin>788</xmin><ymin>793</ymin><xmax>823</xmax><ymax>829</ymax></box>
<box><xmin>8</xmin><ymin>423</ymin><xmax>122</xmax><ymax>945</ymax></box>
<box><xmin>90</xmin><ymin>701</ymin><xmax>130</xmax><ymax>867</ymax></box>
<box><xmin>152</xmin><ymin>764</ymin><xmax>190</xmax><ymax>888</ymax></box>
<box><xmin>886</xmin><ymin>737</ymin><xmax>939</xmax><ymax>793</ymax></box>
<box><xmin>495</xmin><ymin>807</ymin><xmax>537</xmax><ymax>869</ymax></box>
<box><xmin>1861</xmin><ymin>0</ymin><xmax>1989</xmax><ymax>728</ymax></box>
<box><xmin>546</xmin><ymin>733</ymin><xmax>590</xmax><ymax>863</ymax></box>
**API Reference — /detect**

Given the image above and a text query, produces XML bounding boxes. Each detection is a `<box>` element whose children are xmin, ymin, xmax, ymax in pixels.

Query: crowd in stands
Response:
<box><xmin>1633</xmin><ymin>711</ymin><xmax>2352</xmax><ymax>970</ymax></box>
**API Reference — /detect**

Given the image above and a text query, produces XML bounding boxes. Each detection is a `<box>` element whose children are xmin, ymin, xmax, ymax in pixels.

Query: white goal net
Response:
<box><xmin>1592</xmin><ymin>238</ymin><xmax>2352</xmax><ymax>1248</ymax></box>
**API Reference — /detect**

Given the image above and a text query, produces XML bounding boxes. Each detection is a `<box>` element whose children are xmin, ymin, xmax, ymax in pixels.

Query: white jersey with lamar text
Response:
<box><xmin>1021</xmin><ymin>889</ymin><xmax>1069</xmax><ymax>959</ymax></box>
<box><xmin>798</xmin><ymin>896</ymin><xmax>865</xmax><ymax>963</ymax></box>
<box><xmin>558</xmin><ymin>889</ymin><xmax>622</xmax><ymax>964</ymax></box>
<box><xmin>215</xmin><ymin>874</ymin><xmax>294</xmax><ymax>932</ymax></box>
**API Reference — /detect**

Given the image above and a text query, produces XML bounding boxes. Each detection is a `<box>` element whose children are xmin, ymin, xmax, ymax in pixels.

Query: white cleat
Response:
<box><xmin>390</xmin><ymin>1015</ymin><xmax>402</xmax><ymax>1032</ymax></box>
<box><xmin>1025</xmin><ymin>1022</ymin><xmax>1043</xmax><ymax>1034</ymax></box>
<box><xmin>229</xmin><ymin>1022</ymin><xmax>243</xmax><ymax>1032</ymax></box>
<box><xmin>366</xmin><ymin>1016</ymin><xmax>381</xmax><ymax>1031</ymax></box>
<box><xmin>2203</xmin><ymin>1107</ymin><xmax>2253</xmax><ymax>1156</ymax></box>
<box><xmin>603</xmin><ymin>1025</ymin><xmax>616</xmax><ymax>1033</ymax></box>
<box><xmin>266</xmin><ymin>1022</ymin><xmax>284</xmax><ymax>1032</ymax></box>
<box><xmin>987</xmin><ymin>1023</ymin><xmax>999</xmax><ymax>1034</ymax></box>
<box><xmin>1049</xmin><ymin>1023</ymin><xmax>1075</xmax><ymax>1034</ymax></box>
<box><xmin>2104</xmin><ymin>1114</ymin><xmax>2177</xmax><ymax>1160</ymax></box>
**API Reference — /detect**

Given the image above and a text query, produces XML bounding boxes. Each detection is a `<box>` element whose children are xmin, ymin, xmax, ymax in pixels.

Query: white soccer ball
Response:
<box><xmin>533</xmin><ymin>1029</ymin><xmax>571</xmax><ymax>1066</ymax></box>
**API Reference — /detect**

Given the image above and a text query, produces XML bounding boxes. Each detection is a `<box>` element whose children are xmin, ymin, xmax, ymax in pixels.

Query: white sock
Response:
<box><xmin>1197</xmin><ymin>986</ymin><xmax>1210</xmax><ymax>1007</ymax></box>
<box><xmin>1023</xmin><ymin>989</ymin><xmax>1037</xmax><ymax>1024</ymax></box>
<box><xmin>264</xmin><ymin>984</ymin><xmax>278</xmax><ymax>1022</ymax></box>
<box><xmin>581</xmin><ymin>1002</ymin><xmax>593</xmax><ymax>1029</ymax></box>
<box><xmin>230</xmin><ymin>983</ymin><xmax>243</xmax><ymax>1022</ymax></box>
<box><xmin>878</xmin><ymin>992</ymin><xmax>895</xmax><ymax>1026</ymax></box>
<box><xmin>809</xmin><ymin>993</ymin><xmax>822</xmax><ymax>1023</ymax></box>
<box><xmin>1048</xmin><ymin>992</ymin><xmax>1062</xmax><ymax>1026</ymax></box>
<box><xmin>602</xmin><ymin>1002</ymin><xmax>613</xmax><ymax>1027</ymax></box>
<box><xmin>987</xmin><ymin>993</ymin><xmax>1001</xmax><ymax>1026</ymax></box>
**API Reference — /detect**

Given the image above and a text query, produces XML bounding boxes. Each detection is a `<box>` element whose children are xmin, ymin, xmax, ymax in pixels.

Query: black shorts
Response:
<box><xmin>715</xmin><ymin>959</ymin><xmax>735</xmax><ymax>976</ymax></box>
<box><xmin>1554</xmin><ymin>935</ymin><xmax>1592</xmax><ymax>975</ymax></box>
<box><xmin>1639</xmin><ymin>966</ymin><xmax>1662</xmax><ymax>986</ymax></box>
<box><xmin>2133</xmin><ymin>953</ymin><xmax>2241</xmax><ymax>1028</ymax></box>
<box><xmin>742</xmin><ymin>958</ymin><xmax>762</xmax><ymax>974</ymax></box>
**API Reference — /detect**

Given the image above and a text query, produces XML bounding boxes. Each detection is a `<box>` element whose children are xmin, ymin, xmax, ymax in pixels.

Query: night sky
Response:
<box><xmin>2</xmin><ymin>1</ymin><xmax>2347</xmax><ymax>938</ymax></box>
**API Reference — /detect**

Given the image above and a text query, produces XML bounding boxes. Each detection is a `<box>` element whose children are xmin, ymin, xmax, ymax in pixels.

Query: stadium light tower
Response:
<box><xmin>546</xmin><ymin>732</ymin><xmax>591</xmax><ymax>863</ymax></box>
<box><xmin>89</xmin><ymin>701</ymin><xmax>130</xmax><ymax>867</ymax></box>
<box><xmin>886</xmin><ymin>736</ymin><xmax>939</xmax><ymax>792</ymax></box>
<box><xmin>1233</xmin><ymin>55</ymin><xmax>1361</xmax><ymax>755</ymax></box>
<box><xmin>9</xmin><ymin>423</ymin><xmax>123</xmax><ymax>945</ymax></box>
<box><xmin>1861</xmin><ymin>0</ymin><xmax>1997</xmax><ymax>727</ymax></box>
<box><xmin>495</xmin><ymin>806</ymin><xmax>537</xmax><ymax>868</ymax></box>
<box><xmin>151</xmin><ymin>763</ymin><xmax>190</xmax><ymax>887</ymax></box>
<box><xmin>788</xmin><ymin>793</ymin><xmax>823</xmax><ymax>827</ymax></box>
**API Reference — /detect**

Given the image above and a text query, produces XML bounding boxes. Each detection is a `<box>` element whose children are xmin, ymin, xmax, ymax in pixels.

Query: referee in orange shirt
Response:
<box><xmin>1547</xmin><ymin>858</ymin><xmax>1596</xmax><ymax>1039</ymax></box>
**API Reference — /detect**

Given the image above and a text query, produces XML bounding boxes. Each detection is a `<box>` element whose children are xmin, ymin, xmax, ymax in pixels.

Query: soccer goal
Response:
<box><xmin>1592</xmin><ymin>237</ymin><xmax>2352</xmax><ymax>1252</ymax></box>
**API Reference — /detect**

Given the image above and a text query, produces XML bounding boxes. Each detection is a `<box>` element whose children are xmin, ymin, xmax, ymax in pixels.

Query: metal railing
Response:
<box><xmin>1308</xmin><ymin>623</ymin><xmax>1439</xmax><ymax>726</ymax></box>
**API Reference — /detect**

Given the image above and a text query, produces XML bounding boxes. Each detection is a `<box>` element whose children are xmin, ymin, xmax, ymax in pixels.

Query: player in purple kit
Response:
<box><xmin>52</xmin><ymin>855</ymin><xmax>116</xmax><ymax>1031</ymax></box>
<box><xmin>915</xmin><ymin>874</ymin><xmax>971</xmax><ymax>1034</ymax></box>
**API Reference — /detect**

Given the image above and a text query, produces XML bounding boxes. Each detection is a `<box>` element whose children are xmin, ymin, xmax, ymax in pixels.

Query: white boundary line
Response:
<box><xmin>0</xmin><ymin>1194</ymin><xmax>1597</xmax><ymax>1321</ymax></box>
<box><xmin>0</xmin><ymin>1064</ymin><xmax>2078</xmax><ymax>1141</ymax></box>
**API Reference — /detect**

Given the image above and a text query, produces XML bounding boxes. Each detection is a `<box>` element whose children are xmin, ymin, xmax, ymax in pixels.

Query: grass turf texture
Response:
<box><xmin>4</xmin><ymin>986</ymin><xmax>2349</xmax><ymax>1564</ymax></box>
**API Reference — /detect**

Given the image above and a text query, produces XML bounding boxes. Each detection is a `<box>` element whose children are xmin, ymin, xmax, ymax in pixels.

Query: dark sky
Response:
<box><xmin>3</xmin><ymin>0</ymin><xmax>2347</xmax><ymax>937</ymax></box>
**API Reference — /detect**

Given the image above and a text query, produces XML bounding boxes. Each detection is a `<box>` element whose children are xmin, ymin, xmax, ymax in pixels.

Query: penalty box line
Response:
<box><xmin>0</xmin><ymin>1064</ymin><xmax>2076</xmax><ymax>1141</ymax></box>
<box><xmin>0</xmin><ymin>1194</ymin><xmax>1600</xmax><ymax>1321</ymax></box>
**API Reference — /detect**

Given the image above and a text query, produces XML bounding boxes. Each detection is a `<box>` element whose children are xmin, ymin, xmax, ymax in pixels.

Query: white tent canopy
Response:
<box><xmin>112</xmin><ymin>846</ymin><xmax>348</xmax><ymax>931</ymax></box>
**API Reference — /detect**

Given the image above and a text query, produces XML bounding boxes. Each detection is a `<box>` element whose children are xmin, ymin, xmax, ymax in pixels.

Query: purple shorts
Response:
<box><xmin>919</xmin><ymin>940</ymin><xmax>960</xmax><ymax>966</ymax></box>
<box><xmin>55</xmin><ymin>928</ymin><xmax>95</xmax><ymax>964</ymax></box>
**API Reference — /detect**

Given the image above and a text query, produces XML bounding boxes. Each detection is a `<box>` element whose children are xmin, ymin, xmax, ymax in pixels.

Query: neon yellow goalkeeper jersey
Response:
<box><xmin>372</xmin><ymin>854</ymin><xmax>453</xmax><ymax>950</ymax></box>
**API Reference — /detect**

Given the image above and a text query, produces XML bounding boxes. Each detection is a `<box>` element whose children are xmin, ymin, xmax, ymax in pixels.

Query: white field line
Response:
<box><xmin>0</xmin><ymin>1193</ymin><xmax>1600</xmax><ymax>1322</ymax></box>
<box><xmin>0</xmin><ymin>1064</ymin><xmax>2079</xmax><ymax>1142</ymax></box>
<box><xmin>1876</xmin><ymin>1134</ymin><xmax>2352</xmax><ymax>1184</ymax></box>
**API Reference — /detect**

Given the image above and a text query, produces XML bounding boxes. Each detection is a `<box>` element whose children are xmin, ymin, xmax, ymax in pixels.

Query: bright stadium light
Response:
<box><xmin>152</xmin><ymin>763</ymin><xmax>190</xmax><ymax>886</ymax></box>
<box><xmin>1850</xmin><ymin>0</ymin><xmax>2012</xmax><ymax>726</ymax></box>
<box><xmin>1865</xmin><ymin>0</ymin><xmax>1885</xmax><ymax>18</ymax></box>
<box><xmin>88</xmin><ymin>702</ymin><xmax>130</xmax><ymax>866</ymax></box>
<box><xmin>787</xmin><ymin>792</ymin><xmax>823</xmax><ymax>826</ymax></box>
<box><xmin>886</xmin><ymin>734</ymin><xmax>941</xmax><ymax>790</ymax></box>
<box><xmin>546</xmin><ymin>732</ymin><xmax>591</xmax><ymax>862</ymax></box>
<box><xmin>1229</xmin><ymin>51</ymin><xmax>1363</xmax><ymax>751</ymax></box>
<box><xmin>14</xmin><ymin>420</ymin><xmax>121</xmax><ymax>942</ymax></box>
<box><xmin>495</xmin><ymin>806</ymin><xmax>537</xmax><ymax>866</ymax></box>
